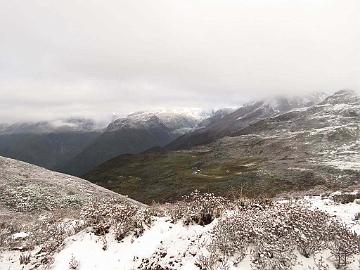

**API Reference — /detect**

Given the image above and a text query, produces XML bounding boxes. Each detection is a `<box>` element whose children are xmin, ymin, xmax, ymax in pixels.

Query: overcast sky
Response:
<box><xmin>0</xmin><ymin>0</ymin><xmax>359</xmax><ymax>123</ymax></box>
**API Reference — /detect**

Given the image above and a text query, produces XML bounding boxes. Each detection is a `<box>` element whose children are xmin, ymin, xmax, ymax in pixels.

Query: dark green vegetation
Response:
<box><xmin>87</xmin><ymin>149</ymin><xmax>260</xmax><ymax>203</ymax></box>
<box><xmin>84</xmin><ymin>135</ymin><xmax>341</xmax><ymax>203</ymax></box>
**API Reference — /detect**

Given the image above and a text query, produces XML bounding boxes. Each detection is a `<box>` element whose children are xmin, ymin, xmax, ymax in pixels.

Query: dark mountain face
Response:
<box><xmin>62</xmin><ymin>119</ymin><xmax>173</xmax><ymax>176</ymax></box>
<box><xmin>0</xmin><ymin>118</ymin><xmax>102</xmax><ymax>172</ymax></box>
<box><xmin>62</xmin><ymin>112</ymin><xmax>202</xmax><ymax>176</ymax></box>
<box><xmin>0</xmin><ymin>132</ymin><xmax>100</xmax><ymax>171</ymax></box>
<box><xmin>0</xmin><ymin>113</ymin><xmax>203</xmax><ymax>176</ymax></box>
<box><xmin>166</xmin><ymin>95</ymin><xmax>325</xmax><ymax>150</ymax></box>
<box><xmin>84</xmin><ymin>90</ymin><xmax>360</xmax><ymax>203</ymax></box>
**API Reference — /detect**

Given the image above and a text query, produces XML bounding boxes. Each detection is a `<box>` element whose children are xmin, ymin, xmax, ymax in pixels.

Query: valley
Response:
<box><xmin>85</xmin><ymin>90</ymin><xmax>360</xmax><ymax>203</ymax></box>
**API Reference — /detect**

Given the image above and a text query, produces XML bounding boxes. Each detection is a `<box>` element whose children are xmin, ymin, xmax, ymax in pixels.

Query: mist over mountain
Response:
<box><xmin>0</xmin><ymin>118</ymin><xmax>102</xmax><ymax>171</ymax></box>
<box><xmin>0</xmin><ymin>118</ymin><xmax>102</xmax><ymax>134</ymax></box>
<box><xmin>0</xmin><ymin>91</ymin><xmax>350</xmax><ymax>178</ymax></box>
<box><xmin>166</xmin><ymin>92</ymin><xmax>327</xmax><ymax>150</ymax></box>
<box><xmin>0</xmin><ymin>110</ymin><xmax>212</xmax><ymax>176</ymax></box>
<box><xmin>61</xmin><ymin>111</ymin><xmax>207</xmax><ymax>176</ymax></box>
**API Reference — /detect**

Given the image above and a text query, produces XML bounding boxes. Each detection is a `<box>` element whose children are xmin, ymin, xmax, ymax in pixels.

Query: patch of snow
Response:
<box><xmin>11</xmin><ymin>232</ymin><xmax>29</xmax><ymax>239</ymax></box>
<box><xmin>303</xmin><ymin>195</ymin><xmax>360</xmax><ymax>233</ymax></box>
<box><xmin>52</xmin><ymin>217</ymin><xmax>214</xmax><ymax>270</ymax></box>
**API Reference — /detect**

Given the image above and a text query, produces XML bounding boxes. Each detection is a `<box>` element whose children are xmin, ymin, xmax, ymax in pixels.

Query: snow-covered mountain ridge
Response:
<box><xmin>107</xmin><ymin>111</ymin><xmax>199</xmax><ymax>134</ymax></box>
<box><xmin>166</xmin><ymin>91</ymin><xmax>328</xmax><ymax>150</ymax></box>
<box><xmin>234</xmin><ymin>89</ymin><xmax>360</xmax><ymax>172</ymax></box>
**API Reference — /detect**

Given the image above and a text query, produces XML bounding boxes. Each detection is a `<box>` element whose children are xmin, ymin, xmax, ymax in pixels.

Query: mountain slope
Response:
<box><xmin>0</xmin><ymin>132</ymin><xmax>100</xmax><ymax>170</ymax></box>
<box><xmin>166</xmin><ymin>94</ymin><xmax>325</xmax><ymax>150</ymax></box>
<box><xmin>63</xmin><ymin>112</ymin><xmax>201</xmax><ymax>176</ymax></box>
<box><xmin>235</xmin><ymin>89</ymin><xmax>360</xmax><ymax>170</ymax></box>
<box><xmin>0</xmin><ymin>156</ymin><xmax>144</xmax><ymax>268</ymax></box>
<box><xmin>0</xmin><ymin>156</ymin><xmax>140</xmax><ymax>213</ymax></box>
<box><xmin>0</xmin><ymin>118</ymin><xmax>102</xmax><ymax>172</ymax></box>
<box><xmin>84</xmin><ymin>90</ymin><xmax>360</xmax><ymax>203</ymax></box>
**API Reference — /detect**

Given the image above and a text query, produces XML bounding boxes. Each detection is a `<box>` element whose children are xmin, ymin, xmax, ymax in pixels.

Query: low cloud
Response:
<box><xmin>0</xmin><ymin>0</ymin><xmax>359</xmax><ymax>123</ymax></box>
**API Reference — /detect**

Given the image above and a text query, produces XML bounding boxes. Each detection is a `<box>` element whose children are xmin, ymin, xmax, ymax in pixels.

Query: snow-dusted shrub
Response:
<box><xmin>332</xmin><ymin>193</ymin><xmax>360</xmax><ymax>204</ymax></box>
<box><xmin>81</xmin><ymin>199</ymin><xmax>151</xmax><ymax>241</ymax></box>
<box><xmin>147</xmin><ymin>202</ymin><xmax>167</xmax><ymax>217</ymax></box>
<box><xmin>208</xmin><ymin>201</ymin><xmax>359</xmax><ymax>269</ymax></box>
<box><xmin>1</xmin><ymin>209</ymin><xmax>85</xmax><ymax>254</ymax></box>
<box><xmin>68</xmin><ymin>255</ymin><xmax>79</xmax><ymax>270</ymax></box>
<box><xmin>210</xmin><ymin>209</ymin><xmax>257</xmax><ymax>260</ymax></box>
<box><xmin>283</xmin><ymin>204</ymin><xmax>331</xmax><ymax>257</ymax></box>
<box><xmin>19</xmin><ymin>252</ymin><xmax>31</xmax><ymax>265</ymax></box>
<box><xmin>308</xmin><ymin>255</ymin><xmax>329</xmax><ymax>270</ymax></box>
<box><xmin>26</xmin><ymin>210</ymin><xmax>85</xmax><ymax>254</ymax></box>
<box><xmin>251</xmin><ymin>240</ymin><xmax>297</xmax><ymax>270</ymax></box>
<box><xmin>166</xmin><ymin>191</ymin><xmax>229</xmax><ymax>225</ymax></box>
<box><xmin>0</xmin><ymin>218</ymin><xmax>22</xmax><ymax>249</ymax></box>
<box><xmin>196</xmin><ymin>253</ymin><xmax>229</xmax><ymax>270</ymax></box>
<box><xmin>328</xmin><ymin>222</ymin><xmax>358</xmax><ymax>268</ymax></box>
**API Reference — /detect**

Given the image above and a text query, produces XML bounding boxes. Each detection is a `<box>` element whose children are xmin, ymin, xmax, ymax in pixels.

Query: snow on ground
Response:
<box><xmin>3</xmin><ymin>193</ymin><xmax>360</xmax><ymax>269</ymax></box>
<box><xmin>49</xmin><ymin>194</ymin><xmax>360</xmax><ymax>270</ymax></box>
<box><xmin>52</xmin><ymin>217</ymin><xmax>214</xmax><ymax>270</ymax></box>
<box><xmin>303</xmin><ymin>194</ymin><xmax>360</xmax><ymax>234</ymax></box>
<box><xmin>11</xmin><ymin>232</ymin><xmax>29</xmax><ymax>240</ymax></box>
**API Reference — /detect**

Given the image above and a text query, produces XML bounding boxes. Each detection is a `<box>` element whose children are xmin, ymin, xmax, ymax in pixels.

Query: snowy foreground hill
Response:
<box><xmin>2</xmin><ymin>157</ymin><xmax>360</xmax><ymax>269</ymax></box>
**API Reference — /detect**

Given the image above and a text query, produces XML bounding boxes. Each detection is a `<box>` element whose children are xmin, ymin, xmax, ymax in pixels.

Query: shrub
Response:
<box><xmin>207</xmin><ymin>200</ymin><xmax>360</xmax><ymax>269</ymax></box>
<box><xmin>332</xmin><ymin>193</ymin><xmax>360</xmax><ymax>204</ymax></box>
<box><xmin>81</xmin><ymin>199</ymin><xmax>151</xmax><ymax>241</ymax></box>
<box><xmin>251</xmin><ymin>240</ymin><xmax>297</xmax><ymax>270</ymax></box>
<box><xmin>68</xmin><ymin>255</ymin><xmax>79</xmax><ymax>270</ymax></box>
<box><xmin>19</xmin><ymin>252</ymin><xmax>31</xmax><ymax>265</ymax></box>
<box><xmin>308</xmin><ymin>256</ymin><xmax>329</xmax><ymax>270</ymax></box>
<box><xmin>328</xmin><ymin>222</ymin><xmax>358</xmax><ymax>268</ymax></box>
<box><xmin>166</xmin><ymin>191</ymin><xmax>229</xmax><ymax>225</ymax></box>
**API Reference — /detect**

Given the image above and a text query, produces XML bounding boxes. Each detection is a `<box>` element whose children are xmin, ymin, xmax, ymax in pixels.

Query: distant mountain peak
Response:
<box><xmin>107</xmin><ymin>113</ymin><xmax>165</xmax><ymax>131</ymax></box>
<box><xmin>107</xmin><ymin>110</ymin><xmax>203</xmax><ymax>133</ymax></box>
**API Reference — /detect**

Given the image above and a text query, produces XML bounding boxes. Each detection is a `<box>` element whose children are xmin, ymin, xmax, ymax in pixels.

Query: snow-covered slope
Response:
<box><xmin>46</xmin><ymin>193</ymin><xmax>360</xmax><ymax>270</ymax></box>
<box><xmin>107</xmin><ymin>110</ymin><xmax>203</xmax><ymax>135</ymax></box>
<box><xmin>0</xmin><ymin>156</ymin><xmax>145</xmax><ymax>269</ymax></box>
<box><xmin>236</xmin><ymin>89</ymin><xmax>360</xmax><ymax>172</ymax></box>
<box><xmin>0</xmin><ymin>156</ymin><xmax>140</xmax><ymax>212</ymax></box>
<box><xmin>2</xmin><ymin>183</ymin><xmax>360</xmax><ymax>270</ymax></box>
<box><xmin>167</xmin><ymin>93</ymin><xmax>326</xmax><ymax>150</ymax></box>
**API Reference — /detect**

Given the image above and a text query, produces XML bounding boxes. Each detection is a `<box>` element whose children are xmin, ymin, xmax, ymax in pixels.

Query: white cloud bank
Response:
<box><xmin>0</xmin><ymin>0</ymin><xmax>359</xmax><ymax>122</ymax></box>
